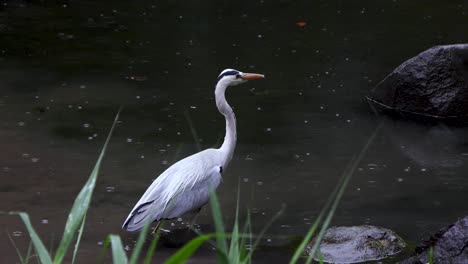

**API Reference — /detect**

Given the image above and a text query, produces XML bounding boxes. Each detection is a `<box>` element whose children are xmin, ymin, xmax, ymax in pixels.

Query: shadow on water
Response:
<box><xmin>1</xmin><ymin>0</ymin><xmax>468</xmax><ymax>262</ymax></box>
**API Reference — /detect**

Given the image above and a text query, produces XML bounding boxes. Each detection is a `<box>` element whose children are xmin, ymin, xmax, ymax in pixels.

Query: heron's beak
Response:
<box><xmin>240</xmin><ymin>73</ymin><xmax>265</xmax><ymax>80</ymax></box>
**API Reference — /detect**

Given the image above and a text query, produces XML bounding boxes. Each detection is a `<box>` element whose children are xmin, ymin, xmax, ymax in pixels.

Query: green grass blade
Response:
<box><xmin>25</xmin><ymin>239</ymin><xmax>33</xmax><ymax>264</ymax></box>
<box><xmin>71</xmin><ymin>214</ymin><xmax>86</xmax><ymax>264</ymax></box>
<box><xmin>228</xmin><ymin>186</ymin><xmax>241</xmax><ymax>262</ymax></box>
<box><xmin>163</xmin><ymin>234</ymin><xmax>216</xmax><ymax>264</ymax></box>
<box><xmin>7</xmin><ymin>231</ymin><xmax>25</xmax><ymax>264</ymax></box>
<box><xmin>98</xmin><ymin>235</ymin><xmax>112</xmax><ymax>263</ymax></box>
<box><xmin>128</xmin><ymin>219</ymin><xmax>154</xmax><ymax>264</ymax></box>
<box><xmin>144</xmin><ymin>229</ymin><xmax>161</xmax><ymax>264</ymax></box>
<box><xmin>304</xmin><ymin>122</ymin><xmax>382</xmax><ymax>264</ymax></box>
<box><xmin>110</xmin><ymin>235</ymin><xmax>129</xmax><ymax>264</ymax></box>
<box><xmin>53</xmin><ymin>109</ymin><xmax>121</xmax><ymax>263</ymax></box>
<box><xmin>429</xmin><ymin>246</ymin><xmax>433</xmax><ymax>264</ymax></box>
<box><xmin>0</xmin><ymin>212</ymin><xmax>53</xmax><ymax>264</ymax></box>
<box><xmin>244</xmin><ymin>204</ymin><xmax>285</xmax><ymax>262</ymax></box>
<box><xmin>209</xmin><ymin>189</ymin><xmax>228</xmax><ymax>256</ymax></box>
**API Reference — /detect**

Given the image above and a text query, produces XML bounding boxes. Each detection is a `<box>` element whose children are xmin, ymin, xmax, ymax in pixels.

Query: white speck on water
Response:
<box><xmin>304</xmin><ymin>120</ymin><xmax>308</xmax><ymax>124</ymax></box>
<box><xmin>171</xmin><ymin>223</ymin><xmax>175</xmax><ymax>226</ymax></box>
<box><xmin>347</xmin><ymin>119</ymin><xmax>351</xmax><ymax>123</ymax></box>
<box><xmin>31</xmin><ymin>158</ymin><xmax>39</xmax><ymax>163</ymax></box>
<box><xmin>335</xmin><ymin>113</ymin><xmax>340</xmax><ymax>117</ymax></box>
<box><xmin>267</xmin><ymin>238</ymin><xmax>272</xmax><ymax>242</ymax></box>
<box><xmin>3</xmin><ymin>167</ymin><xmax>10</xmax><ymax>172</ymax></box>
<box><xmin>257</xmin><ymin>107</ymin><xmax>262</xmax><ymax>110</ymax></box>
<box><xmin>124</xmin><ymin>245</ymin><xmax>131</xmax><ymax>251</ymax></box>
<box><xmin>306</xmin><ymin>152</ymin><xmax>310</xmax><ymax>156</ymax></box>
<box><xmin>159</xmin><ymin>149</ymin><xmax>166</xmax><ymax>153</ymax></box>
<box><xmin>12</xmin><ymin>231</ymin><xmax>22</xmax><ymax>237</ymax></box>
<box><xmin>41</xmin><ymin>219</ymin><xmax>49</xmax><ymax>224</ymax></box>
<box><xmin>68</xmin><ymin>105</ymin><xmax>73</xmax><ymax>108</ymax></box>
<box><xmin>397</xmin><ymin>178</ymin><xmax>404</xmax><ymax>182</ymax></box>
<box><xmin>22</xmin><ymin>153</ymin><xmax>30</xmax><ymax>158</ymax></box>
<box><xmin>35</xmin><ymin>95</ymin><xmax>39</xmax><ymax>99</ymax></box>
<box><xmin>257</xmin><ymin>34</ymin><xmax>262</xmax><ymax>38</ymax></box>
<box><xmin>243</xmin><ymin>178</ymin><xmax>249</xmax><ymax>182</ymax></box>
<box><xmin>93</xmin><ymin>133</ymin><xmax>98</xmax><ymax>138</ymax></box>
<box><xmin>88</xmin><ymin>136</ymin><xmax>93</xmax><ymax>140</ymax></box>
<box><xmin>126</xmin><ymin>138</ymin><xmax>133</xmax><ymax>143</ymax></box>
<box><xmin>105</xmin><ymin>186</ymin><xmax>115</xmax><ymax>193</ymax></box>
<box><xmin>136</xmin><ymin>95</ymin><xmax>140</xmax><ymax>99</ymax></box>
<box><xmin>77</xmin><ymin>106</ymin><xmax>83</xmax><ymax>110</ymax></box>
<box><xmin>190</xmin><ymin>106</ymin><xmax>197</xmax><ymax>109</ymax></box>
<box><xmin>80</xmin><ymin>85</ymin><xmax>86</xmax><ymax>89</ymax></box>
<box><xmin>17</xmin><ymin>122</ymin><xmax>25</xmax><ymax>126</ymax></box>
<box><xmin>176</xmin><ymin>132</ymin><xmax>181</xmax><ymax>135</ymax></box>
<box><xmin>265</xmin><ymin>127</ymin><xmax>272</xmax><ymax>132</ymax></box>
<box><xmin>320</xmin><ymin>106</ymin><xmax>324</xmax><ymax>110</ymax></box>
<box><xmin>161</xmin><ymin>160</ymin><xmax>168</xmax><ymax>165</ymax></box>
<box><xmin>356</xmin><ymin>188</ymin><xmax>361</xmax><ymax>191</ymax></box>
<box><xmin>280</xmin><ymin>225</ymin><xmax>291</xmax><ymax>228</ymax></box>
<box><xmin>257</xmin><ymin>181</ymin><xmax>263</xmax><ymax>186</ymax></box>
<box><xmin>97</xmin><ymin>241</ymin><xmax>104</xmax><ymax>246</ymax></box>
<box><xmin>140</xmin><ymin>155</ymin><xmax>145</xmax><ymax>159</ymax></box>
<box><xmin>83</xmin><ymin>123</ymin><xmax>90</xmax><ymax>128</ymax></box>
<box><xmin>358</xmin><ymin>167</ymin><xmax>364</xmax><ymax>171</ymax></box>
<box><xmin>177</xmin><ymin>218</ymin><xmax>183</xmax><ymax>222</ymax></box>
<box><xmin>421</xmin><ymin>168</ymin><xmax>427</xmax><ymax>172</ymax></box>
<box><xmin>404</xmin><ymin>167</ymin><xmax>410</xmax><ymax>172</ymax></box>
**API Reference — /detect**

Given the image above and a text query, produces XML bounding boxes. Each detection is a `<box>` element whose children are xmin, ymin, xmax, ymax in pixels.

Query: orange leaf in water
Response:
<box><xmin>296</xmin><ymin>21</ymin><xmax>307</xmax><ymax>27</ymax></box>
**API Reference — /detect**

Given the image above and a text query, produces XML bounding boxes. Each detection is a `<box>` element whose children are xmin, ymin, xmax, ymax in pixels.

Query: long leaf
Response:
<box><xmin>144</xmin><ymin>229</ymin><xmax>161</xmax><ymax>264</ymax></box>
<box><xmin>53</xmin><ymin>109</ymin><xmax>121</xmax><ymax>263</ymax></box>
<box><xmin>71</xmin><ymin>214</ymin><xmax>86</xmax><ymax>264</ymax></box>
<box><xmin>209</xmin><ymin>189</ymin><xmax>228</xmax><ymax>255</ymax></box>
<box><xmin>305</xmin><ymin>122</ymin><xmax>382</xmax><ymax>263</ymax></box>
<box><xmin>0</xmin><ymin>212</ymin><xmax>53</xmax><ymax>264</ymax></box>
<box><xmin>7</xmin><ymin>230</ymin><xmax>25</xmax><ymax>264</ymax></box>
<box><xmin>110</xmin><ymin>235</ymin><xmax>129</xmax><ymax>264</ymax></box>
<box><xmin>163</xmin><ymin>234</ymin><xmax>217</xmax><ymax>264</ymax></box>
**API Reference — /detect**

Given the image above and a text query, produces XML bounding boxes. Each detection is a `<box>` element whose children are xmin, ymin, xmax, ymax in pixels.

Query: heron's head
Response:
<box><xmin>217</xmin><ymin>69</ymin><xmax>264</xmax><ymax>86</ymax></box>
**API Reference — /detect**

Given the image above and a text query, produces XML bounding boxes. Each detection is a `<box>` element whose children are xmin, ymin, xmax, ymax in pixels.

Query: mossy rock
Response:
<box><xmin>306</xmin><ymin>225</ymin><xmax>405</xmax><ymax>263</ymax></box>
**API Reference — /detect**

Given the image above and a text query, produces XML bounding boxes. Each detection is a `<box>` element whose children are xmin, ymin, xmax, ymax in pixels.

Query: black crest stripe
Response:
<box><xmin>217</xmin><ymin>70</ymin><xmax>239</xmax><ymax>81</ymax></box>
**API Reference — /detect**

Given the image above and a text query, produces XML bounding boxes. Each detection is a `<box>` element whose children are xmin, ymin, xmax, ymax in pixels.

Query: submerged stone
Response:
<box><xmin>306</xmin><ymin>225</ymin><xmax>405</xmax><ymax>263</ymax></box>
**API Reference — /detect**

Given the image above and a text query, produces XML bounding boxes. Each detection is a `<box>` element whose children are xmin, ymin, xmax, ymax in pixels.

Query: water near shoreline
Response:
<box><xmin>1</xmin><ymin>1</ymin><xmax>468</xmax><ymax>262</ymax></box>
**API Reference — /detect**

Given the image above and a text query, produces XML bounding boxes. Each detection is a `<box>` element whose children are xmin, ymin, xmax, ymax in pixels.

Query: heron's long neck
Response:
<box><xmin>215</xmin><ymin>81</ymin><xmax>236</xmax><ymax>167</ymax></box>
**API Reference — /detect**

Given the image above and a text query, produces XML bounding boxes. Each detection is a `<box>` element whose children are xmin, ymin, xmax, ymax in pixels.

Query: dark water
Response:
<box><xmin>1</xmin><ymin>0</ymin><xmax>468</xmax><ymax>262</ymax></box>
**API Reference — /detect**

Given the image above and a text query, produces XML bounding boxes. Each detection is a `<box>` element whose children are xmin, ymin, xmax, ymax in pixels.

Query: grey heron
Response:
<box><xmin>122</xmin><ymin>69</ymin><xmax>265</xmax><ymax>232</ymax></box>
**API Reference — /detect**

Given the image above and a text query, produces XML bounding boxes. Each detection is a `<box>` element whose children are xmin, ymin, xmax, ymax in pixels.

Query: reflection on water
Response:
<box><xmin>1</xmin><ymin>0</ymin><xmax>468</xmax><ymax>262</ymax></box>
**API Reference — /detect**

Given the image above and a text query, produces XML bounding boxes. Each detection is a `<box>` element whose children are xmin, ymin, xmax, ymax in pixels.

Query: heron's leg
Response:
<box><xmin>151</xmin><ymin>221</ymin><xmax>162</xmax><ymax>236</ymax></box>
<box><xmin>187</xmin><ymin>208</ymin><xmax>202</xmax><ymax>231</ymax></box>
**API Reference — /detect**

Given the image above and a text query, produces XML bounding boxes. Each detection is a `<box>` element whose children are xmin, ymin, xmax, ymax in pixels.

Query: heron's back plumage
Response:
<box><xmin>122</xmin><ymin>148</ymin><xmax>223</xmax><ymax>232</ymax></box>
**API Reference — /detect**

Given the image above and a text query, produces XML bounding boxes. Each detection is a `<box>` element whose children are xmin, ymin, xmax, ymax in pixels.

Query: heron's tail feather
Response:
<box><xmin>122</xmin><ymin>201</ymin><xmax>157</xmax><ymax>232</ymax></box>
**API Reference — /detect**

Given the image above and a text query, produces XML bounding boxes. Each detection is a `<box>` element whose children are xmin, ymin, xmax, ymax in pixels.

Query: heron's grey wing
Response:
<box><xmin>122</xmin><ymin>149</ymin><xmax>223</xmax><ymax>232</ymax></box>
<box><xmin>163</xmin><ymin>165</ymin><xmax>222</xmax><ymax>219</ymax></box>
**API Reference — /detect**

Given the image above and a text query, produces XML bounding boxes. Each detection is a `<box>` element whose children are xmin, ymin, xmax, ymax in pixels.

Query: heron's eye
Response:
<box><xmin>235</xmin><ymin>74</ymin><xmax>241</xmax><ymax>79</ymax></box>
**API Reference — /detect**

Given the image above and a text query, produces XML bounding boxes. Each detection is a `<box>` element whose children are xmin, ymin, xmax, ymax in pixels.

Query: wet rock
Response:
<box><xmin>307</xmin><ymin>225</ymin><xmax>405</xmax><ymax>263</ymax></box>
<box><xmin>399</xmin><ymin>216</ymin><xmax>468</xmax><ymax>264</ymax></box>
<box><xmin>159</xmin><ymin>224</ymin><xmax>208</xmax><ymax>248</ymax></box>
<box><xmin>367</xmin><ymin>44</ymin><xmax>468</xmax><ymax>120</ymax></box>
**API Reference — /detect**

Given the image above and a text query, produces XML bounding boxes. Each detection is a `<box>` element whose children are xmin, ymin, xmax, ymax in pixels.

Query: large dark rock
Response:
<box><xmin>399</xmin><ymin>216</ymin><xmax>468</xmax><ymax>264</ymax></box>
<box><xmin>367</xmin><ymin>44</ymin><xmax>468</xmax><ymax>119</ymax></box>
<box><xmin>306</xmin><ymin>225</ymin><xmax>405</xmax><ymax>263</ymax></box>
